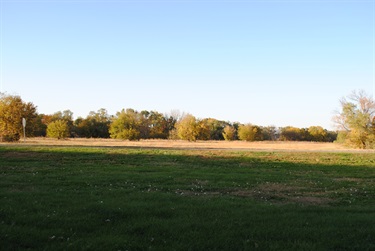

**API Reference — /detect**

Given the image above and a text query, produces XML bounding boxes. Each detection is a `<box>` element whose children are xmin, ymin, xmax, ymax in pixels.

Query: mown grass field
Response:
<box><xmin>1</xmin><ymin>144</ymin><xmax>375</xmax><ymax>250</ymax></box>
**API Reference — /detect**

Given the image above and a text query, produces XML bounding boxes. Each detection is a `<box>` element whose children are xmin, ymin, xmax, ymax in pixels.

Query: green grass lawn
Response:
<box><xmin>1</xmin><ymin>146</ymin><xmax>375</xmax><ymax>250</ymax></box>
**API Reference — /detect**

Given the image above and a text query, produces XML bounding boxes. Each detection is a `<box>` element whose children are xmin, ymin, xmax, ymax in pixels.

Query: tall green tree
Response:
<box><xmin>198</xmin><ymin>118</ymin><xmax>228</xmax><ymax>140</ymax></box>
<box><xmin>261</xmin><ymin>126</ymin><xmax>279</xmax><ymax>141</ymax></box>
<box><xmin>333</xmin><ymin>90</ymin><xmax>375</xmax><ymax>148</ymax></box>
<box><xmin>147</xmin><ymin>111</ymin><xmax>170</xmax><ymax>139</ymax></box>
<box><xmin>0</xmin><ymin>93</ymin><xmax>38</xmax><ymax>142</ymax></box>
<box><xmin>33</xmin><ymin>114</ymin><xmax>48</xmax><ymax>137</ymax></box>
<box><xmin>74</xmin><ymin>108</ymin><xmax>111</xmax><ymax>138</ymax></box>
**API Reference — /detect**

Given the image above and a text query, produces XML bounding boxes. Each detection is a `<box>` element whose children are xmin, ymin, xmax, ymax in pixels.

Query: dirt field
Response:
<box><xmin>3</xmin><ymin>138</ymin><xmax>374</xmax><ymax>153</ymax></box>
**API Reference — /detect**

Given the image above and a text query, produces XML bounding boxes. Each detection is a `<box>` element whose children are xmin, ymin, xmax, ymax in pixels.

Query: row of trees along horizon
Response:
<box><xmin>1</xmin><ymin>90</ymin><xmax>374</xmax><ymax>148</ymax></box>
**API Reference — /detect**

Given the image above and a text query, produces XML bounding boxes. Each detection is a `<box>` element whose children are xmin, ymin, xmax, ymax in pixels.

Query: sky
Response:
<box><xmin>0</xmin><ymin>0</ymin><xmax>374</xmax><ymax>130</ymax></box>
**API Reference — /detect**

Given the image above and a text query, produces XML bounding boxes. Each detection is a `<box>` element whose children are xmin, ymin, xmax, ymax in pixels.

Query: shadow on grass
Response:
<box><xmin>1</xmin><ymin>146</ymin><xmax>375</xmax><ymax>250</ymax></box>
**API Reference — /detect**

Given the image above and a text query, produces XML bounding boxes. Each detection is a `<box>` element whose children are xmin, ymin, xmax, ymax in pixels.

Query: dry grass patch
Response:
<box><xmin>289</xmin><ymin>196</ymin><xmax>334</xmax><ymax>205</ymax></box>
<box><xmin>242</xmin><ymin>183</ymin><xmax>335</xmax><ymax>205</ymax></box>
<box><xmin>5</xmin><ymin>137</ymin><xmax>370</xmax><ymax>153</ymax></box>
<box><xmin>175</xmin><ymin>182</ymin><xmax>336</xmax><ymax>206</ymax></box>
<box><xmin>2</xmin><ymin>151</ymin><xmax>42</xmax><ymax>158</ymax></box>
<box><xmin>334</xmin><ymin>177</ymin><xmax>364</xmax><ymax>182</ymax></box>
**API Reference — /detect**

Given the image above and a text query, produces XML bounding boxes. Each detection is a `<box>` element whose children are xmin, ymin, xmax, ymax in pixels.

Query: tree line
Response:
<box><xmin>2</xmin><ymin>90</ymin><xmax>374</xmax><ymax>148</ymax></box>
<box><xmin>0</xmin><ymin>93</ymin><xmax>339</xmax><ymax>143</ymax></box>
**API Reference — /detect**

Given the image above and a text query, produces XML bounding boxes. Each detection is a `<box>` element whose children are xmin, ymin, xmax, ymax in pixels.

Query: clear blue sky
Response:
<box><xmin>1</xmin><ymin>0</ymin><xmax>374</xmax><ymax>130</ymax></box>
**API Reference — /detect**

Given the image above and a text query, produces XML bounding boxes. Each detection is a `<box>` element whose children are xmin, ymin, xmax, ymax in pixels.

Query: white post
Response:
<box><xmin>22</xmin><ymin>118</ymin><xmax>26</xmax><ymax>142</ymax></box>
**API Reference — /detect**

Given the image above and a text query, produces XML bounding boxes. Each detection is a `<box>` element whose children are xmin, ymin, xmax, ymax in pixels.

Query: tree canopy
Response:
<box><xmin>175</xmin><ymin>114</ymin><xmax>199</xmax><ymax>141</ymax></box>
<box><xmin>238</xmin><ymin>124</ymin><xmax>263</xmax><ymax>141</ymax></box>
<box><xmin>0</xmin><ymin>93</ymin><xmax>38</xmax><ymax>142</ymax></box>
<box><xmin>74</xmin><ymin>108</ymin><xmax>111</xmax><ymax>138</ymax></box>
<box><xmin>47</xmin><ymin>120</ymin><xmax>70</xmax><ymax>139</ymax></box>
<box><xmin>333</xmin><ymin>90</ymin><xmax>375</xmax><ymax>148</ymax></box>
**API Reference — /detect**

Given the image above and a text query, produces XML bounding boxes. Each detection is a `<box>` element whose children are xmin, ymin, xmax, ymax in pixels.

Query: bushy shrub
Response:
<box><xmin>168</xmin><ymin>129</ymin><xmax>179</xmax><ymax>140</ymax></box>
<box><xmin>47</xmin><ymin>120</ymin><xmax>69</xmax><ymax>139</ymax></box>
<box><xmin>279</xmin><ymin>126</ymin><xmax>308</xmax><ymax>141</ymax></box>
<box><xmin>308</xmin><ymin>126</ymin><xmax>327</xmax><ymax>142</ymax></box>
<box><xmin>238</xmin><ymin>124</ymin><xmax>263</xmax><ymax>141</ymax></box>
<box><xmin>114</xmin><ymin>128</ymin><xmax>140</xmax><ymax>141</ymax></box>
<box><xmin>1</xmin><ymin>133</ymin><xmax>20</xmax><ymax>142</ymax></box>
<box><xmin>222</xmin><ymin>125</ymin><xmax>236</xmax><ymax>141</ymax></box>
<box><xmin>345</xmin><ymin>129</ymin><xmax>373</xmax><ymax>149</ymax></box>
<box><xmin>335</xmin><ymin>131</ymin><xmax>348</xmax><ymax>144</ymax></box>
<box><xmin>175</xmin><ymin>114</ymin><xmax>198</xmax><ymax>141</ymax></box>
<box><xmin>109</xmin><ymin>109</ymin><xmax>142</xmax><ymax>141</ymax></box>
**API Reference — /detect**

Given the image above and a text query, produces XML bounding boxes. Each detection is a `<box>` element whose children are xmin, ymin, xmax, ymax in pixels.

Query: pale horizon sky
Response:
<box><xmin>1</xmin><ymin>0</ymin><xmax>374</xmax><ymax>130</ymax></box>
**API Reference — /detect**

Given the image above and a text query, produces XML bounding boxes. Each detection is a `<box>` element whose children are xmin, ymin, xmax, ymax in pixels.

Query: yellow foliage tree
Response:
<box><xmin>308</xmin><ymin>126</ymin><xmax>327</xmax><ymax>142</ymax></box>
<box><xmin>175</xmin><ymin>114</ymin><xmax>198</xmax><ymax>141</ymax></box>
<box><xmin>47</xmin><ymin>120</ymin><xmax>70</xmax><ymax>139</ymax></box>
<box><xmin>0</xmin><ymin>93</ymin><xmax>37</xmax><ymax>142</ymax></box>
<box><xmin>238</xmin><ymin>124</ymin><xmax>263</xmax><ymax>141</ymax></box>
<box><xmin>222</xmin><ymin>125</ymin><xmax>236</xmax><ymax>141</ymax></box>
<box><xmin>333</xmin><ymin>90</ymin><xmax>375</xmax><ymax>148</ymax></box>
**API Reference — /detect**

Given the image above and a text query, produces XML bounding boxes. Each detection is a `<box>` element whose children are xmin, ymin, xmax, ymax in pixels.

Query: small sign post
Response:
<box><xmin>22</xmin><ymin>118</ymin><xmax>26</xmax><ymax>142</ymax></box>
